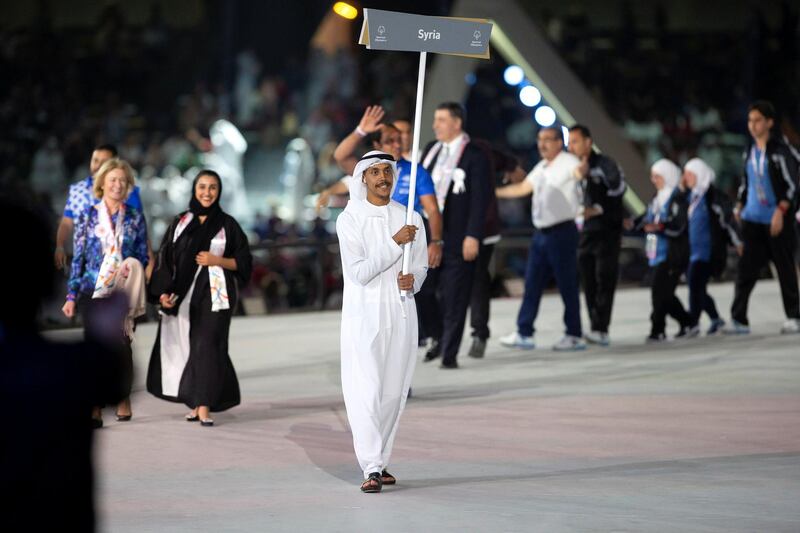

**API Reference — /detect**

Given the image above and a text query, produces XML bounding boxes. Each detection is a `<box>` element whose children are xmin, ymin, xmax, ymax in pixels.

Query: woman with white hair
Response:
<box><xmin>681</xmin><ymin>158</ymin><xmax>742</xmax><ymax>336</ymax></box>
<box><xmin>62</xmin><ymin>158</ymin><xmax>149</xmax><ymax>427</ymax></box>
<box><xmin>637</xmin><ymin>159</ymin><xmax>691</xmax><ymax>342</ymax></box>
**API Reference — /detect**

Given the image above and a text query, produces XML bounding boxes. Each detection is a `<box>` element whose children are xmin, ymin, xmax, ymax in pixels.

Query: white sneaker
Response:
<box><xmin>553</xmin><ymin>335</ymin><xmax>587</xmax><ymax>352</ymax></box>
<box><xmin>584</xmin><ymin>330</ymin><xmax>610</xmax><ymax>346</ymax></box>
<box><xmin>499</xmin><ymin>332</ymin><xmax>535</xmax><ymax>350</ymax></box>
<box><xmin>780</xmin><ymin>319</ymin><xmax>800</xmax><ymax>334</ymax></box>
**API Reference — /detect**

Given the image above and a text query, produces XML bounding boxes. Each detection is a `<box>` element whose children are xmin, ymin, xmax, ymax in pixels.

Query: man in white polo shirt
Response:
<box><xmin>496</xmin><ymin>126</ymin><xmax>585</xmax><ymax>351</ymax></box>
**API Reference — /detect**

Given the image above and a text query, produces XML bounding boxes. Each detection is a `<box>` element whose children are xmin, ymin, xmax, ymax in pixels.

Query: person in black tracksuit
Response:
<box><xmin>726</xmin><ymin>101</ymin><xmax>800</xmax><ymax>335</ymax></box>
<box><xmin>681</xmin><ymin>158</ymin><xmax>742</xmax><ymax>336</ymax></box>
<box><xmin>568</xmin><ymin>125</ymin><xmax>627</xmax><ymax>346</ymax></box>
<box><xmin>637</xmin><ymin>159</ymin><xmax>691</xmax><ymax>342</ymax></box>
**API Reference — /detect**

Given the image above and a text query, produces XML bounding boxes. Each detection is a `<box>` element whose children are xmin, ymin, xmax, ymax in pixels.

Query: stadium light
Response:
<box><xmin>333</xmin><ymin>2</ymin><xmax>358</xmax><ymax>20</ymax></box>
<box><xmin>534</xmin><ymin>105</ymin><xmax>556</xmax><ymax>127</ymax></box>
<box><xmin>503</xmin><ymin>65</ymin><xmax>524</xmax><ymax>86</ymax></box>
<box><xmin>519</xmin><ymin>85</ymin><xmax>541</xmax><ymax>107</ymax></box>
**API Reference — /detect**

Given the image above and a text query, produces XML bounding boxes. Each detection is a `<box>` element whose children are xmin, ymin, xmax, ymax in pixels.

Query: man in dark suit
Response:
<box><xmin>417</xmin><ymin>102</ymin><xmax>491</xmax><ymax>368</ymax></box>
<box><xmin>466</xmin><ymin>141</ymin><xmax>518</xmax><ymax>359</ymax></box>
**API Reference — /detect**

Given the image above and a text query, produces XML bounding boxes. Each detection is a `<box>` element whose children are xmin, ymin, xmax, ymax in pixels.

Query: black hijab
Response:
<box><xmin>166</xmin><ymin>170</ymin><xmax>227</xmax><ymax>311</ymax></box>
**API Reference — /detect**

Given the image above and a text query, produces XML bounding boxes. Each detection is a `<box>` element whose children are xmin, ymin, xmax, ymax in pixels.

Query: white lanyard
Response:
<box><xmin>750</xmin><ymin>146</ymin><xmax>770</xmax><ymax>205</ymax></box>
<box><xmin>750</xmin><ymin>146</ymin><xmax>766</xmax><ymax>180</ymax></box>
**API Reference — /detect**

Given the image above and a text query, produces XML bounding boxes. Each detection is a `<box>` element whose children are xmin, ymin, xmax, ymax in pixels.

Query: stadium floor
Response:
<box><xmin>47</xmin><ymin>279</ymin><xmax>800</xmax><ymax>532</ymax></box>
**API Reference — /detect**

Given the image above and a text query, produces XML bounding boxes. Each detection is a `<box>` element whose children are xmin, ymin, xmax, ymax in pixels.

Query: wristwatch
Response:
<box><xmin>431</xmin><ymin>240</ymin><xmax>444</xmax><ymax>246</ymax></box>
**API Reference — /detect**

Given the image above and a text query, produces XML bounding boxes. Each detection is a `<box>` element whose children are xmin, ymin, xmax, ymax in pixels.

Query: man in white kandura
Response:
<box><xmin>336</xmin><ymin>150</ymin><xmax>428</xmax><ymax>493</ymax></box>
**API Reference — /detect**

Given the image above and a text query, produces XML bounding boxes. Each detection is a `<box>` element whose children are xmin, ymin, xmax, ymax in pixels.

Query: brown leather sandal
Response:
<box><xmin>360</xmin><ymin>472</ymin><xmax>383</xmax><ymax>493</ymax></box>
<box><xmin>380</xmin><ymin>469</ymin><xmax>396</xmax><ymax>485</ymax></box>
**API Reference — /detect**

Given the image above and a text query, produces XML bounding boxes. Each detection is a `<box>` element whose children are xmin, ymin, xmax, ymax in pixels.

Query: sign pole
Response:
<box><xmin>401</xmin><ymin>51</ymin><xmax>427</xmax><ymax>294</ymax></box>
<box><xmin>358</xmin><ymin>8</ymin><xmax>493</xmax><ymax>299</ymax></box>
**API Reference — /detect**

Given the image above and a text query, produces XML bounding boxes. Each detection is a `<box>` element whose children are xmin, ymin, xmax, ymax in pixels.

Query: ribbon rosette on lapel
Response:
<box><xmin>451</xmin><ymin>168</ymin><xmax>466</xmax><ymax>194</ymax></box>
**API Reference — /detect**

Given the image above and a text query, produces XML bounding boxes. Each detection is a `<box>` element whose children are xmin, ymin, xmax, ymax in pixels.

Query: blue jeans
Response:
<box><xmin>516</xmin><ymin>221</ymin><xmax>582</xmax><ymax>338</ymax></box>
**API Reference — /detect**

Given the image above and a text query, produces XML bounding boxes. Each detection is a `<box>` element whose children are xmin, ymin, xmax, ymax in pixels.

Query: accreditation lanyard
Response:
<box><xmin>750</xmin><ymin>146</ymin><xmax>770</xmax><ymax>206</ymax></box>
<box><xmin>646</xmin><ymin>201</ymin><xmax>664</xmax><ymax>261</ymax></box>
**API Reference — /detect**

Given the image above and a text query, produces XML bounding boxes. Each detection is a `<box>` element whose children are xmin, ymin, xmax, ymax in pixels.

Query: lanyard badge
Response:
<box><xmin>751</xmin><ymin>147</ymin><xmax>769</xmax><ymax>206</ymax></box>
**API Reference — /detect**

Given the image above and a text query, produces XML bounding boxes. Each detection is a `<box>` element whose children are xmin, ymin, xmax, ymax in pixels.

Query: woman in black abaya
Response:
<box><xmin>147</xmin><ymin>170</ymin><xmax>252</xmax><ymax>426</ymax></box>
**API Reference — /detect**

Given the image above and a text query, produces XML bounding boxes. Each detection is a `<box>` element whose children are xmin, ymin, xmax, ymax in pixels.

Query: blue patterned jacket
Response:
<box><xmin>67</xmin><ymin>205</ymin><xmax>149</xmax><ymax>300</ymax></box>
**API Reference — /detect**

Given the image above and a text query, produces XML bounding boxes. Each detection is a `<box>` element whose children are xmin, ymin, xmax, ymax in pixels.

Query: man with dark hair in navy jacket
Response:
<box><xmin>725</xmin><ymin>100</ymin><xmax>800</xmax><ymax>335</ymax></box>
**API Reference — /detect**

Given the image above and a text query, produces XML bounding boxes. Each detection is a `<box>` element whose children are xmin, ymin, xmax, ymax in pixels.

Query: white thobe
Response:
<box><xmin>336</xmin><ymin>197</ymin><xmax>428</xmax><ymax>478</ymax></box>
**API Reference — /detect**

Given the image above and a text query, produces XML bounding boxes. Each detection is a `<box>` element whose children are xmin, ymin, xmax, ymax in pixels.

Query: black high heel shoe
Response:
<box><xmin>115</xmin><ymin>413</ymin><xmax>132</xmax><ymax>422</ymax></box>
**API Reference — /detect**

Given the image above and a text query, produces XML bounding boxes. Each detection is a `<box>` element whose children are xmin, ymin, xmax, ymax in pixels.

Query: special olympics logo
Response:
<box><xmin>375</xmin><ymin>24</ymin><xmax>388</xmax><ymax>43</ymax></box>
<box><xmin>470</xmin><ymin>29</ymin><xmax>484</xmax><ymax>48</ymax></box>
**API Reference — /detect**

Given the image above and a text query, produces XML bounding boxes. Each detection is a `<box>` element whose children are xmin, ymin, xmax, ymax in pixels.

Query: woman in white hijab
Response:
<box><xmin>336</xmin><ymin>150</ymin><xmax>428</xmax><ymax>493</ymax></box>
<box><xmin>637</xmin><ymin>159</ymin><xmax>691</xmax><ymax>342</ymax></box>
<box><xmin>682</xmin><ymin>158</ymin><xmax>742</xmax><ymax>336</ymax></box>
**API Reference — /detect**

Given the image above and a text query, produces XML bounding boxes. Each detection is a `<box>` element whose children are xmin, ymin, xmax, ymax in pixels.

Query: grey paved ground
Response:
<box><xmin>49</xmin><ymin>280</ymin><xmax>800</xmax><ymax>532</ymax></box>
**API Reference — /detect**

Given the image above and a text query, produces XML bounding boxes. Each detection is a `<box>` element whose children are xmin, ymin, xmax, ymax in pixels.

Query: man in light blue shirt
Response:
<box><xmin>319</xmin><ymin>105</ymin><xmax>443</xmax><ymax>270</ymax></box>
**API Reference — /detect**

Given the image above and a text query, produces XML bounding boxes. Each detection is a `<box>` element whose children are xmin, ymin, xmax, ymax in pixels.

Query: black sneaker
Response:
<box><xmin>423</xmin><ymin>340</ymin><xmax>441</xmax><ymax>362</ymax></box>
<box><xmin>675</xmin><ymin>325</ymin><xmax>700</xmax><ymax>339</ymax></box>
<box><xmin>645</xmin><ymin>333</ymin><xmax>667</xmax><ymax>344</ymax></box>
<box><xmin>467</xmin><ymin>338</ymin><xmax>487</xmax><ymax>358</ymax></box>
<box><xmin>706</xmin><ymin>319</ymin><xmax>725</xmax><ymax>335</ymax></box>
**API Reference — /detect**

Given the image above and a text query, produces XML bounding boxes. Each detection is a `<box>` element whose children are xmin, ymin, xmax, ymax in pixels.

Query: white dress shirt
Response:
<box><xmin>431</xmin><ymin>133</ymin><xmax>466</xmax><ymax>209</ymax></box>
<box><xmin>525</xmin><ymin>151</ymin><xmax>581</xmax><ymax>229</ymax></box>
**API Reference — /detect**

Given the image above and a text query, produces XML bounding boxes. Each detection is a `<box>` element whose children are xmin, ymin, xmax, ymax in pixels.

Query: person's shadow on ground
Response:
<box><xmin>286</xmin><ymin>419</ymin><xmax>356</xmax><ymax>483</ymax></box>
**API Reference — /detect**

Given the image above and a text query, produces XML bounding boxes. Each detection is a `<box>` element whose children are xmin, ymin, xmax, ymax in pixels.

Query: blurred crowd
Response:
<box><xmin>541</xmin><ymin>0</ymin><xmax>800</xmax><ymax>196</ymax></box>
<box><xmin>5</xmin><ymin>1</ymin><xmax>800</xmax><ymax>321</ymax></box>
